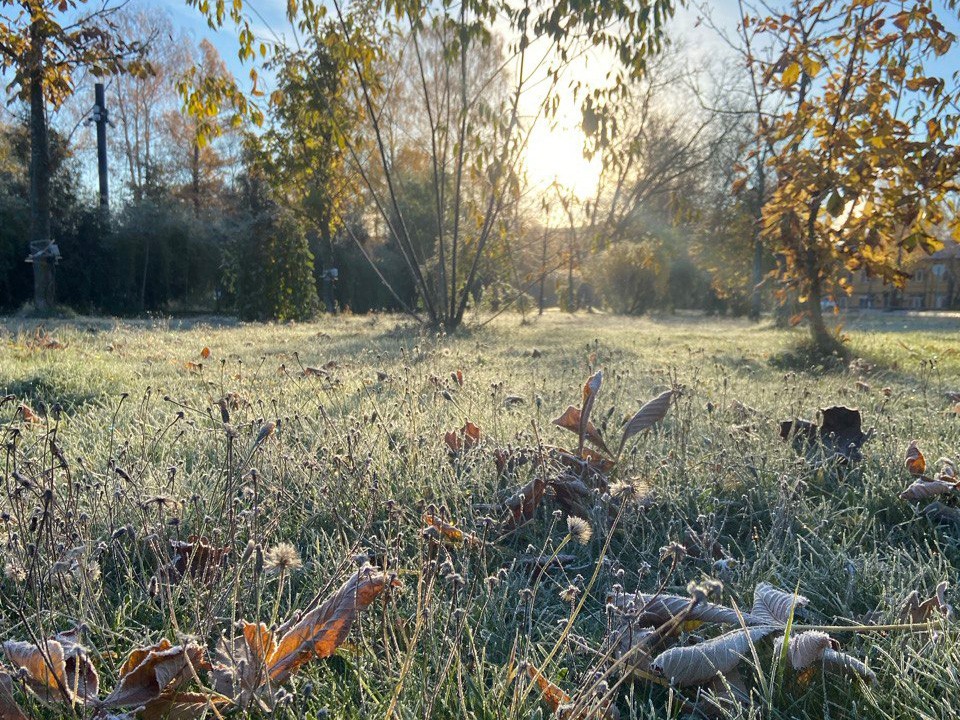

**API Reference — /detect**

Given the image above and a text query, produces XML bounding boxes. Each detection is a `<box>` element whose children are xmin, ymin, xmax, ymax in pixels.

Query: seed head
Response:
<box><xmin>264</xmin><ymin>542</ymin><xmax>302</xmax><ymax>574</ymax></box>
<box><xmin>566</xmin><ymin>516</ymin><xmax>593</xmax><ymax>545</ymax></box>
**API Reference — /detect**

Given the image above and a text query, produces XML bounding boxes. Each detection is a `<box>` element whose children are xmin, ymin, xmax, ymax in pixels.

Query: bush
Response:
<box><xmin>587</xmin><ymin>242</ymin><xmax>668</xmax><ymax>315</ymax></box>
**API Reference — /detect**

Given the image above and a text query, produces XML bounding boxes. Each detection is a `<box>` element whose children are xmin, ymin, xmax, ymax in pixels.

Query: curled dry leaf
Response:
<box><xmin>553</xmin><ymin>406</ymin><xmax>611</xmax><ymax>456</ymax></box>
<box><xmin>899</xmin><ymin>478</ymin><xmax>957</xmax><ymax>502</ymax></box>
<box><xmin>16</xmin><ymin>404</ymin><xmax>42</xmax><ymax>425</ymax></box>
<box><xmin>923</xmin><ymin>500</ymin><xmax>960</xmax><ymax>525</ymax></box>
<box><xmin>168</xmin><ymin>536</ymin><xmax>230</xmax><ymax>585</ymax></box>
<box><xmin>101</xmin><ymin>640</ymin><xmax>208</xmax><ymax>709</ymax></box>
<box><xmin>525</xmin><ymin>662</ymin><xmax>570</xmax><ymax>713</ymax></box>
<box><xmin>2</xmin><ymin>638</ymin><xmax>70</xmax><ymax>704</ymax></box>
<box><xmin>781</xmin><ymin>630</ymin><xmax>833</xmax><ymax>669</ymax></box>
<box><xmin>423</xmin><ymin>513</ymin><xmax>479</xmax><ymax>546</ymax></box>
<box><xmin>444</xmin><ymin>421</ymin><xmax>482</xmax><ymax>454</ymax></box>
<box><xmin>821</xmin><ymin>649</ymin><xmax>876</xmax><ymax>684</ymax></box>
<box><xmin>140</xmin><ymin>691</ymin><xmax>232</xmax><ymax>720</ymax></box>
<box><xmin>550</xmin><ymin>477</ymin><xmax>595</xmax><ymax>519</ymax></box>
<box><xmin>200</xmin><ymin>347</ymin><xmax>211</xmax><ymax>359</ymax></box>
<box><xmin>501</xmin><ymin>476</ymin><xmax>546</xmax><ymax>532</ymax></box>
<box><xmin>898</xmin><ymin>581</ymin><xmax>953</xmax><ymax>623</ymax></box>
<box><xmin>651</xmin><ymin>627</ymin><xmax>774</xmax><ymax>686</ymax></box>
<box><xmin>263</xmin><ymin>565</ymin><xmax>394</xmax><ymax>685</ymax></box>
<box><xmin>609</xmin><ymin>593</ymin><xmax>746</xmax><ymax>627</ymax></box>
<box><xmin>751</xmin><ymin>583</ymin><xmax>808</xmax><ymax>626</ymax></box>
<box><xmin>905</xmin><ymin>440</ymin><xmax>926</xmax><ymax>477</ymax></box>
<box><xmin>619</xmin><ymin>389</ymin><xmax>674</xmax><ymax>453</ymax></box>
<box><xmin>579</xmin><ymin>371</ymin><xmax>603</xmax><ymax>453</ymax></box>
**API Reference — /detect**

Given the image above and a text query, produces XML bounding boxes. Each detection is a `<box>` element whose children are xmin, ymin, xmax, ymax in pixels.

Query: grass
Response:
<box><xmin>1</xmin><ymin>310</ymin><xmax>959</xmax><ymax>719</ymax></box>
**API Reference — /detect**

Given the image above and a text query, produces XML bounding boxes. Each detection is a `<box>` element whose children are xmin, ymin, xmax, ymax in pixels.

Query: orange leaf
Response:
<box><xmin>1</xmin><ymin>638</ymin><xmax>70</xmax><ymax>704</ymax></box>
<box><xmin>200</xmin><ymin>347</ymin><xmax>211</xmax><ymax>359</ymax></box>
<box><xmin>526</xmin><ymin>662</ymin><xmax>570</xmax><ymax>712</ymax></box>
<box><xmin>552</xmin><ymin>406</ymin><xmax>611</xmax><ymax>456</ymax></box>
<box><xmin>17</xmin><ymin>404</ymin><xmax>42</xmax><ymax>424</ymax></box>
<box><xmin>444</xmin><ymin>421</ymin><xmax>482</xmax><ymax>453</ymax></box>
<box><xmin>266</xmin><ymin>566</ymin><xmax>396</xmax><ymax>684</ymax></box>
<box><xmin>905</xmin><ymin>440</ymin><xmax>926</xmax><ymax>477</ymax></box>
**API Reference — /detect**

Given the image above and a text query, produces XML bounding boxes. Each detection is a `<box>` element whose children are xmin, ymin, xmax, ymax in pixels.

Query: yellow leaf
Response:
<box><xmin>782</xmin><ymin>62</ymin><xmax>801</xmax><ymax>87</ymax></box>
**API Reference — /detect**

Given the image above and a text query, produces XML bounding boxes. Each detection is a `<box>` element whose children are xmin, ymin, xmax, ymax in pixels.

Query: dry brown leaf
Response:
<box><xmin>101</xmin><ymin>640</ymin><xmax>207</xmax><ymax>709</ymax></box>
<box><xmin>0</xmin><ymin>670</ymin><xmax>29</xmax><ymax>720</ymax></box>
<box><xmin>899</xmin><ymin>478</ymin><xmax>957</xmax><ymax>502</ymax></box>
<box><xmin>608</xmin><ymin>593</ymin><xmax>746</xmax><ymax>627</ymax></box>
<box><xmin>444</xmin><ymin>421</ymin><xmax>482</xmax><ymax>454</ymax></box>
<box><xmin>302</xmin><ymin>366</ymin><xmax>327</xmax><ymax>377</ymax></box>
<box><xmin>651</xmin><ymin>627</ymin><xmax>774</xmax><ymax>686</ymax></box>
<box><xmin>821</xmin><ymin>649</ymin><xmax>876</xmax><ymax>683</ymax></box>
<box><xmin>781</xmin><ymin>631</ymin><xmax>833</xmax><ymax>669</ymax></box>
<box><xmin>16</xmin><ymin>404</ymin><xmax>42</xmax><ymax>425</ymax></box>
<box><xmin>55</xmin><ymin>630</ymin><xmax>99</xmax><ymax>704</ymax></box>
<box><xmin>552</xmin><ymin>406</ymin><xmax>611</xmax><ymax>456</ymax></box>
<box><xmin>501</xmin><ymin>476</ymin><xmax>546</xmax><ymax>532</ymax></box>
<box><xmin>423</xmin><ymin>513</ymin><xmax>479</xmax><ymax>546</ymax></box>
<box><xmin>751</xmin><ymin>583</ymin><xmax>808</xmax><ymax>626</ymax></box>
<box><xmin>200</xmin><ymin>347</ymin><xmax>211</xmax><ymax>359</ymax></box>
<box><xmin>550</xmin><ymin>477</ymin><xmax>595</xmax><ymax>519</ymax></box>
<box><xmin>184</xmin><ymin>361</ymin><xmax>202</xmax><ymax>372</ymax></box>
<box><xmin>168</xmin><ymin>537</ymin><xmax>230</xmax><ymax>585</ymax></box>
<box><xmin>924</xmin><ymin>500</ymin><xmax>960</xmax><ymax>525</ymax></box>
<box><xmin>1</xmin><ymin>639</ymin><xmax>70</xmax><ymax>704</ymax></box>
<box><xmin>905</xmin><ymin>440</ymin><xmax>926</xmax><ymax>477</ymax></box>
<box><xmin>266</xmin><ymin>566</ymin><xmax>395</xmax><ymax>684</ymax></box>
<box><xmin>140</xmin><ymin>691</ymin><xmax>232</xmax><ymax>720</ymax></box>
<box><xmin>898</xmin><ymin>581</ymin><xmax>953</xmax><ymax>623</ymax></box>
<box><xmin>619</xmin><ymin>390</ymin><xmax>674</xmax><ymax>453</ymax></box>
<box><xmin>525</xmin><ymin>662</ymin><xmax>570</xmax><ymax>712</ymax></box>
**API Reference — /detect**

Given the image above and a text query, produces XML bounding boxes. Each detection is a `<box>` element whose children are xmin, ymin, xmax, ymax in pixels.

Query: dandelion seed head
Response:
<box><xmin>566</xmin><ymin>516</ymin><xmax>592</xmax><ymax>545</ymax></box>
<box><xmin>265</xmin><ymin>542</ymin><xmax>302</xmax><ymax>574</ymax></box>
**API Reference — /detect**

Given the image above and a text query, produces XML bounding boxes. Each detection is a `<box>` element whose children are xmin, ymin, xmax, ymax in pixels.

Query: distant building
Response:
<box><xmin>839</xmin><ymin>236</ymin><xmax>959</xmax><ymax>311</ymax></box>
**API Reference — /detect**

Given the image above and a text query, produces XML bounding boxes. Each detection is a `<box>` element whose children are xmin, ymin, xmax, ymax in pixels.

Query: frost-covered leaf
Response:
<box><xmin>821</xmin><ymin>649</ymin><xmax>876</xmax><ymax>683</ymax></box>
<box><xmin>751</xmin><ymin>583</ymin><xmax>808</xmax><ymax>626</ymax></box>
<box><xmin>651</xmin><ymin>627</ymin><xmax>774</xmax><ymax>686</ymax></box>
<box><xmin>619</xmin><ymin>389</ymin><xmax>674</xmax><ymax>452</ymax></box>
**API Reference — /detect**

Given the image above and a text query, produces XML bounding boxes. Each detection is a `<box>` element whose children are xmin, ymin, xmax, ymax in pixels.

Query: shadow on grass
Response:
<box><xmin>2</xmin><ymin>373</ymin><xmax>101</xmax><ymax>411</ymax></box>
<box><xmin>768</xmin><ymin>338</ymin><xmax>851</xmax><ymax>374</ymax></box>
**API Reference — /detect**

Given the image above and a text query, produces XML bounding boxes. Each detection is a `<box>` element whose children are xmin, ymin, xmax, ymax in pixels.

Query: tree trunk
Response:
<box><xmin>750</xmin><ymin>237</ymin><xmax>763</xmax><ymax>321</ymax></box>
<box><xmin>192</xmin><ymin>143</ymin><xmax>201</xmax><ymax>218</ymax></box>
<box><xmin>538</xmin><ymin>231</ymin><xmax>546</xmax><ymax>316</ymax></box>
<box><xmin>29</xmin><ymin>20</ymin><xmax>53</xmax><ymax>310</ymax></box>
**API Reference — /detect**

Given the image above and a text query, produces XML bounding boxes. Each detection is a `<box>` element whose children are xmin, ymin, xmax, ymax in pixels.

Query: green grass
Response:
<box><xmin>1</xmin><ymin>310</ymin><xmax>959</xmax><ymax>719</ymax></box>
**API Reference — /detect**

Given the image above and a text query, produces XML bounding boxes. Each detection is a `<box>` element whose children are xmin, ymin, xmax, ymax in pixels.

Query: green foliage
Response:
<box><xmin>235</xmin><ymin>175</ymin><xmax>320</xmax><ymax>322</ymax></box>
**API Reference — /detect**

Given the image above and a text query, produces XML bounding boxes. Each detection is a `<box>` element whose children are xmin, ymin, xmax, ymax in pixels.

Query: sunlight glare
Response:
<box><xmin>524</xmin><ymin>124</ymin><xmax>602</xmax><ymax>200</ymax></box>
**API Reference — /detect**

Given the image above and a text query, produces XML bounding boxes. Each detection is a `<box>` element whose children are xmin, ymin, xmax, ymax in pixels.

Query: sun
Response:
<box><xmin>524</xmin><ymin>123</ymin><xmax>602</xmax><ymax>201</ymax></box>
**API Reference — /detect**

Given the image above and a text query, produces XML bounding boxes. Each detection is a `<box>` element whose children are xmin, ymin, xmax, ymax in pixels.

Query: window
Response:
<box><xmin>933</xmin><ymin>263</ymin><xmax>946</xmax><ymax>278</ymax></box>
<box><xmin>915</xmin><ymin>269</ymin><xmax>925</xmax><ymax>282</ymax></box>
<box><xmin>910</xmin><ymin>295</ymin><xmax>924</xmax><ymax>309</ymax></box>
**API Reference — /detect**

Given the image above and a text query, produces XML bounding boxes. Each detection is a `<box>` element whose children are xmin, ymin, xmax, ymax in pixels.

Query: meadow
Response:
<box><xmin>1</xmin><ymin>310</ymin><xmax>959</xmax><ymax>719</ymax></box>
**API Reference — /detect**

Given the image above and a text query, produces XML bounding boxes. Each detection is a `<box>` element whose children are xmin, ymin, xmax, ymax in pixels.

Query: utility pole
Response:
<box><xmin>93</xmin><ymin>82</ymin><xmax>109</xmax><ymax>217</ymax></box>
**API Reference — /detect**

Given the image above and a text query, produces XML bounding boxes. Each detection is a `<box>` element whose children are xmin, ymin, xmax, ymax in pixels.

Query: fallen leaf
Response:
<box><xmin>781</xmin><ymin>630</ymin><xmax>832</xmax><ymax>669</ymax></box>
<box><xmin>141</xmin><ymin>690</ymin><xmax>233</xmax><ymax>720</ymax></box>
<box><xmin>101</xmin><ymin>640</ymin><xmax>208</xmax><ymax>709</ymax></box>
<box><xmin>1</xmin><ymin>638</ymin><xmax>70</xmax><ymax>704</ymax></box>
<box><xmin>17</xmin><ymin>404</ymin><xmax>42</xmax><ymax>425</ymax></box>
<box><xmin>651</xmin><ymin>627</ymin><xmax>774</xmax><ymax>686</ymax></box>
<box><xmin>898</xmin><ymin>581</ymin><xmax>952</xmax><ymax>623</ymax></box>
<box><xmin>821</xmin><ymin>649</ymin><xmax>876</xmax><ymax>683</ymax></box>
<box><xmin>525</xmin><ymin>662</ymin><xmax>569</xmax><ymax>712</ymax></box>
<box><xmin>266</xmin><ymin>566</ymin><xmax>395</xmax><ymax>684</ymax></box>
<box><xmin>905</xmin><ymin>440</ymin><xmax>926</xmax><ymax>477</ymax></box>
<box><xmin>444</xmin><ymin>422</ymin><xmax>482</xmax><ymax>454</ymax></box>
<box><xmin>751</xmin><ymin>583</ymin><xmax>808</xmax><ymax>626</ymax></box>
<box><xmin>501</xmin><ymin>476</ymin><xmax>546</xmax><ymax>531</ymax></box>
<box><xmin>0</xmin><ymin>670</ymin><xmax>29</xmax><ymax>720</ymax></box>
<box><xmin>899</xmin><ymin>478</ymin><xmax>957</xmax><ymax>502</ymax></box>
<box><xmin>200</xmin><ymin>347</ymin><xmax>211</xmax><ymax>359</ymax></box>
